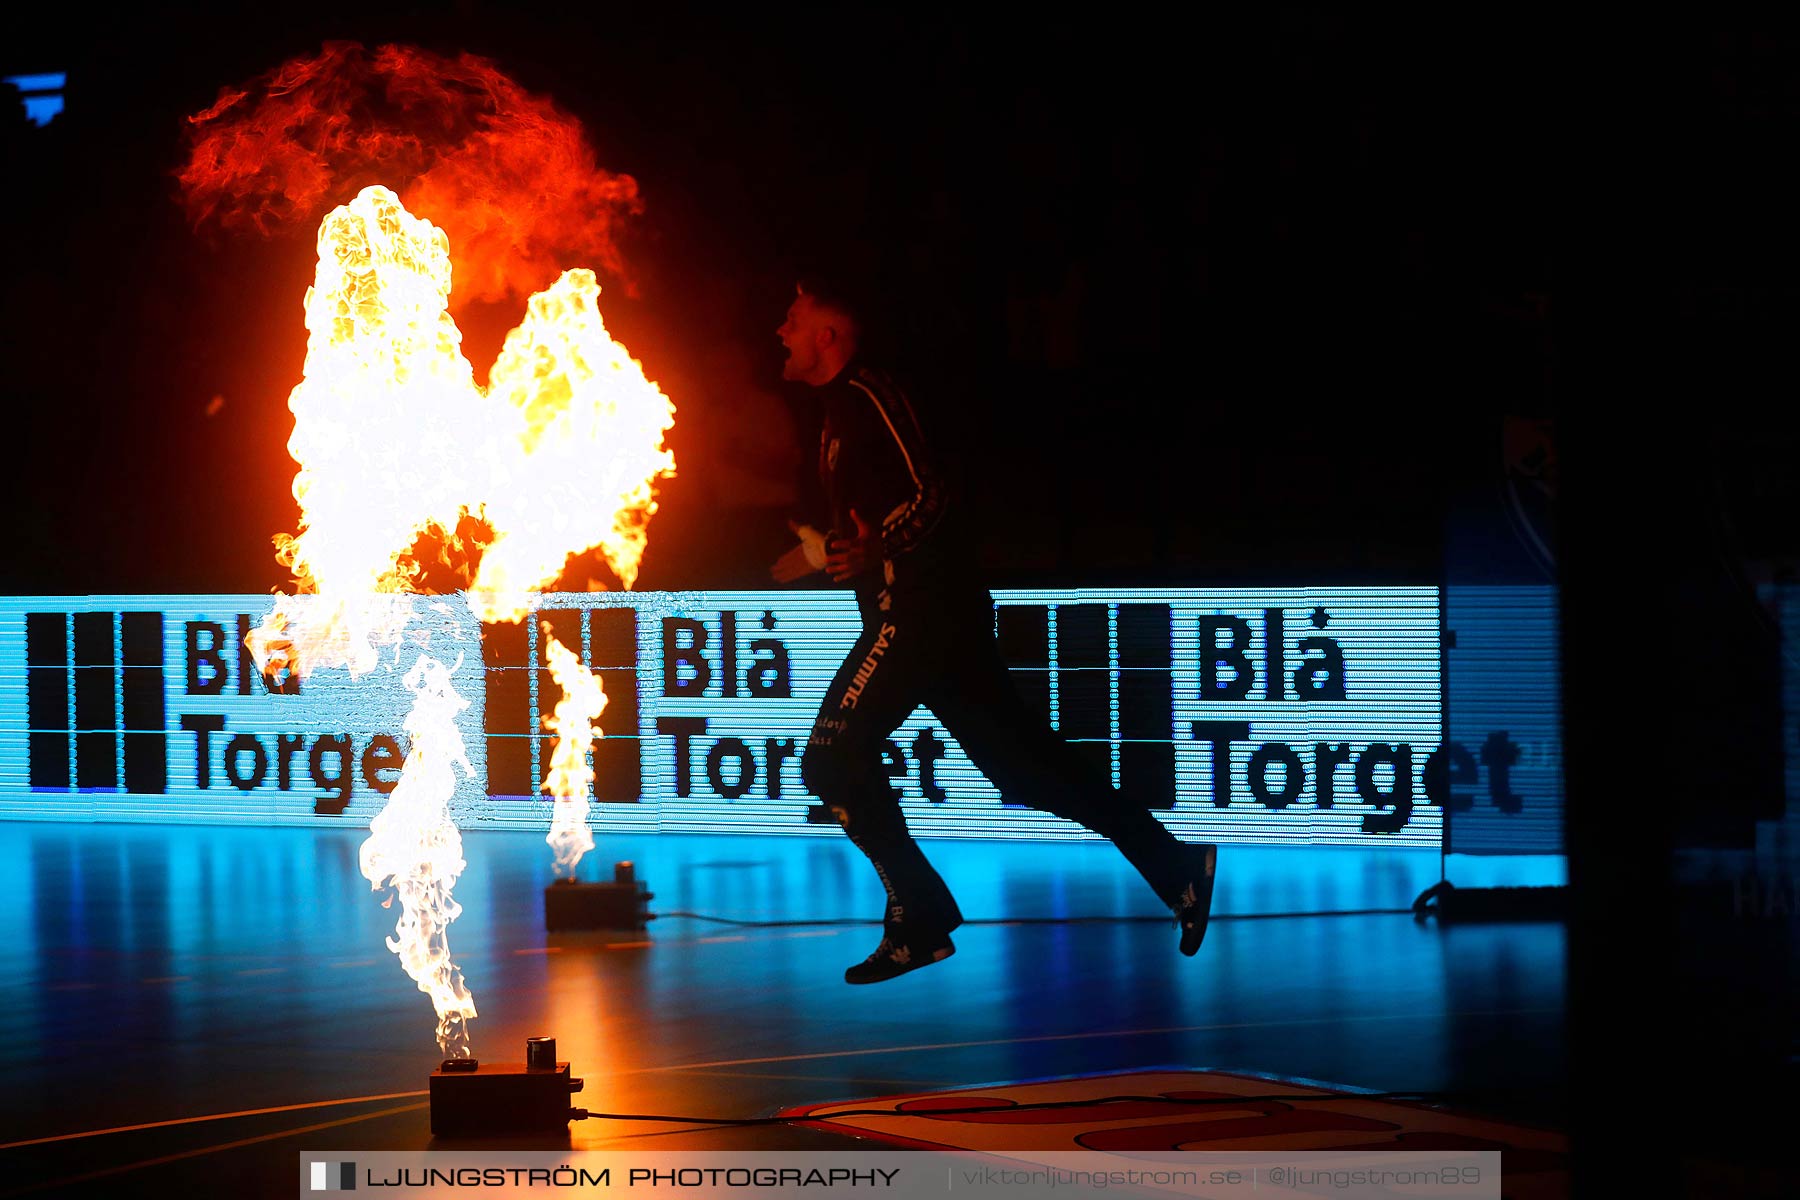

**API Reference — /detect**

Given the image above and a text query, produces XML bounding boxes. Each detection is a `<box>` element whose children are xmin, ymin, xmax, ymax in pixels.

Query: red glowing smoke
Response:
<box><xmin>178</xmin><ymin>42</ymin><xmax>642</xmax><ymax>306</ymax></box>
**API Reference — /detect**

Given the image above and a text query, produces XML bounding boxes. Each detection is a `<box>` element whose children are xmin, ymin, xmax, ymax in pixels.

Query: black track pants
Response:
<box><xmin>800</xmin><ymin>593</ymin><xmax>1187</xmax><ymax>933</ymax></box>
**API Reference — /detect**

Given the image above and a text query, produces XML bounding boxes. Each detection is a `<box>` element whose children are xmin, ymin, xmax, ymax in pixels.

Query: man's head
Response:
<box><xmin>777</xmin><ymin>278</ymin><xmax>861</xmax><ymax>386</ymax></box>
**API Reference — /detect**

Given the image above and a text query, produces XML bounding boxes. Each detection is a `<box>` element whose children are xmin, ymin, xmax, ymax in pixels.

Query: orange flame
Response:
<box><xmin>179</xmin><ymin>42</ymin><xmax>641</xmax><ymax>307</ymax></box>
<box><xmin>541</xmin><ymin>624</ymin><xmax>606</xmax><ymax>879</ymax></box>
<box><xmin>467</xmin><ymin>266</ymin><xmax>676</xmax><ymax>620</ymax></box>
<box><xmin>249</xmin><ymin>184</ymin><xmax>675</xmax><ymax>676</ymax></box>
<box><xmin>250</xmin><ymin>184</ymin><xmax>673</xmax><ymax>1056</ymax></box>
<box><xmin>249</xmin><ymin>185</ymin><xmax>485</xmax><ymax>679</ymax></box>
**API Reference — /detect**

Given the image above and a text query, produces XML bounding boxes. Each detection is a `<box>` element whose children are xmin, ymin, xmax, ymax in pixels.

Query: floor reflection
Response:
<box><xmin>1</xmin><ymin>821</ymin><xmax>1566</xmax><ymax>1155</ymax></box>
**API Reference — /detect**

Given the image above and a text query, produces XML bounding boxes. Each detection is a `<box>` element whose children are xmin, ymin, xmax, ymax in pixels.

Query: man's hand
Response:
<box><xmin>771</xmin><ymin>521</ymin><xmax>827</xmax><ymax>583</ymax></box>
<box><xmin>770</xmin><ymin>544</ymin><xmax>816</xmax><ymax>582</ymax></box>
<box><xmin>825</xmin><ymin>509</ymin><xmax>882</xmax><ymax>583</ymax></box>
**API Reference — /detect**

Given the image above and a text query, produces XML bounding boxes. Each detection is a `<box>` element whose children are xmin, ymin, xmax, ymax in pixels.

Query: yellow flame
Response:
<box><xmin>250</xmin><ymin>185</ymin><xmax>674</xmax><ymax>1056</ymax></box>
<box><xmin>250</xmin><ymin>185</ymin><xmax>675</xmax><ymax>674</ymax></box>
<box><xmin>541</xmin><ymin>624</ymin><xmax>605</xmax><ymax>879</ymax></box>
<box><xmin>470</xmin><ymin>270</ymin><xmax>675</xmax><ymax>623</ymax></box>
<box><xmin>250</xmin><ymin>187</ymin><xmax>487</xmax><ymax>680</ymax></box>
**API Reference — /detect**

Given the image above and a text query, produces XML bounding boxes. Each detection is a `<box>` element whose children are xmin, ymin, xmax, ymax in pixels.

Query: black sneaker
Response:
<box><xmin>844</xmin><ymin>930</ymin><xmax>956</xmax><ymax>985</ymax></box>
<box><xmin>1173</xmin><ymin>843</ymin><xmax>1218</xmax><ymax>957</ymax></box>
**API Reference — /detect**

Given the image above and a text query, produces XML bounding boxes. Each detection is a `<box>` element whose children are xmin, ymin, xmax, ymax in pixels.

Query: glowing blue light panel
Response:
<box><xmin>0</xmin><ymin>588</ymin><xmax>1443</xmax><ymax>846</ymax></box>
<box><xmin>4</xmin><ymin>73</ymin><xmax>65</xmax><ymax>127</ymax></box>
<box><xmin>1440</xmin><ymin>584</ymin><xmax>1564</xmax><ymax>853</ymax></box>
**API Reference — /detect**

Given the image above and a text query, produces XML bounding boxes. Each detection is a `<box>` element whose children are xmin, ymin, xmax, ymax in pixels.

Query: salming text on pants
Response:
<box><xmin>800</xmin><ymin>590</ymin><xmax>1188</xmax><ymax>934</ymax></box>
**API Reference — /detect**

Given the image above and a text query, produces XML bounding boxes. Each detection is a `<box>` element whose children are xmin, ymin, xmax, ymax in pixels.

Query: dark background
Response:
<box><xmin>7</xmin><ymin>6</ymin><xmax>1800</xmax><ymax>1190</ymax></box>
<box><xmin>0</xmin><ymin>3</ymin><xmax>1557</xmax><ymax>596</ymax></box>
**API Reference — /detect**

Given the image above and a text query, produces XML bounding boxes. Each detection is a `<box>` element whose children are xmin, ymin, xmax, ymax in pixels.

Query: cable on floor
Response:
<box><xmin>651</xmin><ymin>908</ymin><xmax>1413</xmax><ymax>927</ymax></box>
<box><xmin>576</xmin><ymin>1090</ymin><xmax>1457</xmax><ymax>1126</ymax></box>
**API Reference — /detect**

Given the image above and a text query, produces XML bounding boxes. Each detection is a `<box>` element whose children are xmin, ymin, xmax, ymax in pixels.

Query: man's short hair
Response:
<box><xmin>795</xmin><ymin>275</ymin><xmax>867</xmax><ymax>330</ymax></box>
<box><xmin>797</xmin><ymin>270</ymin><xmax>900</xmax><ymax>361</ymax></box>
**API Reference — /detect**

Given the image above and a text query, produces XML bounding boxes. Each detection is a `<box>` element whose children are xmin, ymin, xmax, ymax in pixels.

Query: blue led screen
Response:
<box><xmin>1</xmin><ymin>589</ymin><xmax>1447</xmax><ymax>846</ymax></box>
<box><xmin>1440</xmin><ymin>585</ymin><xmax>1564</xmax><ymax>854</ymax></box>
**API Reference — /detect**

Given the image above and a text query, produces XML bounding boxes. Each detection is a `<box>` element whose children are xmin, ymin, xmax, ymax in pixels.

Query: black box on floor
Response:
<box><xmin>544</xmin><ymin>877</ymin><xmax>652</xmax><ymax>931</ymax></box>
<box><xmin>1415</xmin><ymin>881</ymin><xmax>1567</xmax><ymax>923</ymax></box>
<box><xmin>429</xmin><ymin>1060</ymin><xmax>584</xmax><ymax>1137</ymax></box>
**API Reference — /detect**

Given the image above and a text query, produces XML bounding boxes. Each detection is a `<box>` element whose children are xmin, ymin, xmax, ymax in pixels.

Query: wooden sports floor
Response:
<box><xmin>0</xmin><ymin>823</ymin><xmax>1566</xmax><ymax>1196</ymax></box>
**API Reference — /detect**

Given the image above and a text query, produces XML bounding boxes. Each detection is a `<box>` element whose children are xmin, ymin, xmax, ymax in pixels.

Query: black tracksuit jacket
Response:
<box><xmin>815</xmin><ymin>361</ymin><xmax>982</xmax><ymax>616</ymax></box>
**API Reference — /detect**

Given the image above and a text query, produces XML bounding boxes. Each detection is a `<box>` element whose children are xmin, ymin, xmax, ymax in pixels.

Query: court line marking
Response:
<box><xmin>4</xmin><ymin>1007</ymin><xmax>1559</xmax><ymax>1153</ymax></box>
<box><xmin>580</xmin><ymin>1122</ymin><xmax>745</xmax><ymax>1144</ymax></box>
<box><xmin>5</xmin><ymin>1103</ymin><xmax>427</xmax><ymax>1198</ymax></box>
<box><xmin>0</xmin><ymin>1091</ymin><xmax>431</xmax><ymax>1151</ymax></box>
<box><xmin>663</xmin><ymin>1068</ymin><xmax>962</xmax><ymax>1087</ymax></box>
<box><xmin>633</xmin><ymin>1008</ymin><xmax>1561</xmax><ymax>1073</ymax></box>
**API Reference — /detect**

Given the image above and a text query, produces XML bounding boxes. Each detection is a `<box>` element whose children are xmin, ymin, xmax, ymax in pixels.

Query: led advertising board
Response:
<box><xmin>1</xmin><ymin>589</ymin><xmax>1444</xmax><ymax>846</ymax></box>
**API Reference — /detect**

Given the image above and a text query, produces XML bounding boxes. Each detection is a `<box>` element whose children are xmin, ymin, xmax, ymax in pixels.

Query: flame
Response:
<box><xmin>540</xmin><ymin>624</ymin><xmax>606</xmax><ymax>879</ymax></box>
<box><xmin>179</xmin><ymin>42</ymin><xmax>642</xmax><ymax>307</ymax></box>
<box><xmin>249</xmin><ymin>184</ymin><xmax>675</xmax><ymax>678</ymax></box>
<box><xmin>250</xmin><ymin>185</ymin><xmax>674</xmax><ymax>1055</ymax></box>
<box><xmin>467</xmin><ymin>267</ymin><xmax>675</xmax><ymax>620</ymax></box>
<box><xmin>360</xmin><ymin>652</ymin><xmax>478</xmax><ymax>1056</ymax></box>
<box><xmin>250</xmin><ymin>184</ymin><xmax>486</xmax><ymax>680</ymax></box>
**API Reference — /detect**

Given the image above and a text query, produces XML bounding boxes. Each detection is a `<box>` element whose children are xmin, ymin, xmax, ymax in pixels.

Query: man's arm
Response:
<box><xmin>771</xmin><ymin>521</ymin><xmax>827</xmax><ymax>582</ymax></box>
<box><xmin>846</xmin><ymin>369</ymin><xmax>949</xmax><ymax>560</ymax></box>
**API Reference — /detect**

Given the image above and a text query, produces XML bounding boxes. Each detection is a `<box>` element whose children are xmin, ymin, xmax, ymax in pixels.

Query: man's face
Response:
<box><xmin>776</xmin><ymin>293</ymin><xmax>830</xmax><ymax>383</ymax></box>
